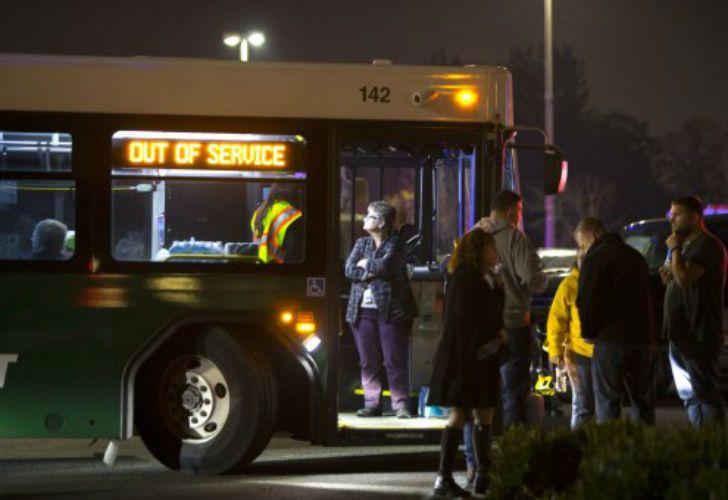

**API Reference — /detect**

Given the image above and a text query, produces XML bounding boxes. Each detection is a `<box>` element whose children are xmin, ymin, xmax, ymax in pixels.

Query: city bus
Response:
<box><xmin>0</xmin><ymin>53</ymin><xmax>567</xmax><ymax>474</ymax></box>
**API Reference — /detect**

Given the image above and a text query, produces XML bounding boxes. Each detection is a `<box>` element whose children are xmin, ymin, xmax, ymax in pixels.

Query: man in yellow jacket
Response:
<box><xmin>546</xmin><ymin>251</ymin><xmax>595</xmax><ymax>429</ymax></box>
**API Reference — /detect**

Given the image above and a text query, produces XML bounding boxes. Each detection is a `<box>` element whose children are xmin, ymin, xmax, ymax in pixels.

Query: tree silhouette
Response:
<box><xmin>508</xmin><ymin>45</ymin><xmax>589</xmax><ymax>132</ymax></box>
<box><xmin>426</xmin><ymin>49</ymin><xmax>464</xmax><ymax>66</ymax></box>
<box><xmin>650</xmin><ymin>117</ymin><xmax>728</xmax><ymax>205</ymax></box>
<box><xmin>505</xmin><ymin>45</ymin><xmax>660</xmax><ymax>245</ymax></box>
<box><xmin>524</xmin><ymin>175</ymin><xmax>619</xmax><ymax>248</ymax></box>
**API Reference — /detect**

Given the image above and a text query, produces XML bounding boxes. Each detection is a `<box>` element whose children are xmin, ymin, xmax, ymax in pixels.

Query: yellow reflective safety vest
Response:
<box><xmin>250</xmin><ymin>200</ymin><xmax>302</xmax><ymax>264</ymax></box>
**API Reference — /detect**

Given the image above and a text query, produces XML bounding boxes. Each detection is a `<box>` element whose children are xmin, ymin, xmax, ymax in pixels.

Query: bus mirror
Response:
<box><xmin>544</xmin><ymin>146</ymin><xmax>568</xmax><ymax>195</ymax></box>
<box><xmin>500</xmin><ymin>127</ymin><xmax>568</xmax><ymax>195</ymax></box>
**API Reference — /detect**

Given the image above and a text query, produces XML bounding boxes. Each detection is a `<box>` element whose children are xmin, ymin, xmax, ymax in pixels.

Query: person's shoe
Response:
<box><xmin>356</xmin><ymin>407</ymin><xmax>382</xmax><ymax>417</ymax></box>
<box><xmin>433</xmin><ymin>476</ymin><xmax>471</xmax><ymax>497</ymax></box>
<box><xmin>395</xmin><ymin>407</ymin><xmax>413</xmax><ymax>419</ymax></box>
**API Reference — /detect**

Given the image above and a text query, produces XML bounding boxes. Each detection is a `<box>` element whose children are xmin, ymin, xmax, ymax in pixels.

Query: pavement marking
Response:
<box><xmin>248</xmin><ymin>477</ymin><xmax>432</xmax><ymax>496</ymax></box>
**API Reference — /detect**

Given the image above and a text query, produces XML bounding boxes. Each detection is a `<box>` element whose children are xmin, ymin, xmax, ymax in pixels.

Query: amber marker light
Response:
<box><xmin>453</xmin><ymin>89</ymin><xmax>479</xmax><ymax>109</ymax></box>
<box><xmin>295</xmin><ymin>322</ymin><xmax>316</xmax><ymax>335</ymax></box>
<box><xmin>280</xmin><ymin>311</ymin><xmax>294</xmax><ymax>324</ymax></box>
<box><xmin>295</xmin><ymin>311</ymin><xmax>316</xmax><ymax>335</ymax></box>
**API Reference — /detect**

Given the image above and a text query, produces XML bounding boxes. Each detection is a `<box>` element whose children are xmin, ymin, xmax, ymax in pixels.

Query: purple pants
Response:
<box><xmin>351</xmin><ymin>308</ymin><xmax>411</xmax><ymax>411</ymax></box>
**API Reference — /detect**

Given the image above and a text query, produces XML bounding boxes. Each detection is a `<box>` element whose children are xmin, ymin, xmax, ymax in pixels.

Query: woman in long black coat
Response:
<box><xmin>428</xmin><ymin>229</ymin><xmax>506</xmax><ymax>497</ymax></box>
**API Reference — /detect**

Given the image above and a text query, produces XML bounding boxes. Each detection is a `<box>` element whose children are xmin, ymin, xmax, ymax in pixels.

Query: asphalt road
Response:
<box><xmin>0</xmin><ymin>436</ymin><xmax>444</xmax><ymax>499</ymax></box>
<box><xmin>0</xmin><ymin>405</ymin><xmax>691</xmax><ymax>500</ymax></box>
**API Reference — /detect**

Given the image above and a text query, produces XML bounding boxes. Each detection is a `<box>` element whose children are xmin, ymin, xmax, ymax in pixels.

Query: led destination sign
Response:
<box><xmin>112</xmin><ymin>132</ymin><xmax>304</xmax><ymax>171</ymax></box>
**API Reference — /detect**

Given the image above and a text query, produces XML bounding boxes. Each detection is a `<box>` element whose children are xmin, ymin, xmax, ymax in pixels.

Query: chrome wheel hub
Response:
<box><xmin>162</xmin><ymin>355</ymin><xmax>231</xmax><ymax>442</ymax></box>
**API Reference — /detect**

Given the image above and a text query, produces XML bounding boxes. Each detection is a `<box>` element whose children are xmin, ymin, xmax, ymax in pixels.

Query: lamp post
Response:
<box><xmin>223</xmin><ymin>31</ymin><xmax>266</xmax><ymax>62</ymax></box>
<box><xmin>544</xmin><ymin>0</ymin><xmax>555</xmax><ymax>248</ymax></box>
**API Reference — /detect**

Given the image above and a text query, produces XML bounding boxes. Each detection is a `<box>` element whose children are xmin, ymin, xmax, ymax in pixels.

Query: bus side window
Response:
<box><xmin>0</xmin><ymin>131</ymin><xmax>76</xmax><ymax>261</ymax></box>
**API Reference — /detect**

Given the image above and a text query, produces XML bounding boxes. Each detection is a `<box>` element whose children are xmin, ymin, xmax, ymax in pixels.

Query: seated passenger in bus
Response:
<box><xmin>114</xmin><ymin>230</ymin><xmax>145</xmax><ymax>260</ymax></box>
<box><xmin>250</xmin><ymin>183</ymin><xmax>303</xmax><ymax>264</ymax></box>
<box><xmin>30</xmin><ymin>219</ymin><xmax>69</xmax><ymax>260</ymax></box>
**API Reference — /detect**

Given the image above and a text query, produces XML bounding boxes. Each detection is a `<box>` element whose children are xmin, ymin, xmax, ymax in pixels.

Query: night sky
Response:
<box><xmin>1</xmin><ymin>0</ymin><xmax>727</xmax><ymax>135</ymax></box>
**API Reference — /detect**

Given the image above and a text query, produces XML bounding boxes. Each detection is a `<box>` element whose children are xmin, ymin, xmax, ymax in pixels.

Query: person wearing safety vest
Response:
<box><xmin>250</xmin><ymin>183</ymin><xmax>303</xmax><ymax>264</ymax></box>
<box><xmin>546</xmin><ymin>249</ymin><xmax>595</xmax><ymax>429</ymax></box>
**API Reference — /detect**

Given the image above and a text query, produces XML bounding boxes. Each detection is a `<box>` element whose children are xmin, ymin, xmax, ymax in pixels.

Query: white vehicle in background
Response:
<box><xmin>538</xmin><ymin>247</ymin><xmax>577</xmax><ymax>273</ymax></box>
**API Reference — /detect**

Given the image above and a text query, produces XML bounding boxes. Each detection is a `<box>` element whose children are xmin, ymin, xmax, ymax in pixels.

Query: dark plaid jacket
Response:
<box><xmin>344</xmin><ymin>235</ymin><xmax>418</xmax><ymax>324</ymax></box>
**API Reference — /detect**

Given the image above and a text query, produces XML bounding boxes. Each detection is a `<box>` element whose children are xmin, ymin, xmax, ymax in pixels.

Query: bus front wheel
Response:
<box><xmin>135</xmin><ymin>326</ymin><xmax>277</xmax><ymax>474</ymax></box>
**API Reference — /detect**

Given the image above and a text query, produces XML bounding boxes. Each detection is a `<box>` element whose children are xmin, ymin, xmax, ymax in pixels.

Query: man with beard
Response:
<box><xmin>661</xmin><ymin>196</ymin><xmax>727</xmax><ymax>426</ymax></box>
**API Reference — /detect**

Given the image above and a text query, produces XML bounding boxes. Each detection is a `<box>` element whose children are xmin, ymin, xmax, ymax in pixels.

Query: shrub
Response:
<box><xmin>488</xmin><ymin>425</ymin><xmax>583</xmax><ymax>499</ymax></box>
<box><xmin>488</xmin><ymin>421</ymin><xmax>728</xmax><ymax>500</ymax></box>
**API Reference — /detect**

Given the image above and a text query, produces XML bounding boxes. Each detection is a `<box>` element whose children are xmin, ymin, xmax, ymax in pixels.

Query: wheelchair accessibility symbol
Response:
<box><xmin>307</xmin><ymin>277</ymin><xmax>326</xmax><ymax>297</ymax></box>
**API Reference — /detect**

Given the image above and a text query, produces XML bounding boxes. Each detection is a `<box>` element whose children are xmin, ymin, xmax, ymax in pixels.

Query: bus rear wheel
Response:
<box><xmin>135</xmin><ymin>326</ymin><xmax>277</xmax><ymax>474</ymax></box>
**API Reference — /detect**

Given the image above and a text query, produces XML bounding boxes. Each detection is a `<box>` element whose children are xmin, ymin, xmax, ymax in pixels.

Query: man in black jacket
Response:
<box><xmin>574</xmin><ymin>217</ymin><xmax>656</xmax><ymax>424</ymax></box>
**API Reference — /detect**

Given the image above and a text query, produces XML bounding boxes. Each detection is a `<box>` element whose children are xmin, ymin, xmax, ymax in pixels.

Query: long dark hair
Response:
<box><xmin>253</xmin><ymin>183</ymin><xmax>299</xmax><ymax>234</ymax></box>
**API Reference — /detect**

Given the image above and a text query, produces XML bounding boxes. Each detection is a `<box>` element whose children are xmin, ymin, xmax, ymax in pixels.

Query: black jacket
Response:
<box><xmin>577</xmin><ymin>233</ymin><xmax>654</xmax><ymax>345</ymax></box>
<box><xmin>427</xmin><ymin>266</ymin><xmax>504</xmax><ymax>407</ymax></box>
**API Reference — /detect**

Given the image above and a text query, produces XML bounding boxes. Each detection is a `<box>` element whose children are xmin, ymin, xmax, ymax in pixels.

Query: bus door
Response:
<box><xmin>336</xmin><ymin>128</ymin><xmax>478</xmax><ymax>439</ymax></box>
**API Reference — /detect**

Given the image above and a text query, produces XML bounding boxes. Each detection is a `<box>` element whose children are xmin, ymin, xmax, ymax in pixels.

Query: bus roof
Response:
<box><xmin>0</xmin><ymin>53</ymin><xmax>513</xmax><ymax>125</ymax></box>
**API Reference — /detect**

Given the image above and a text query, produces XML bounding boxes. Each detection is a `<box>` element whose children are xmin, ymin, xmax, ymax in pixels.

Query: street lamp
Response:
<box><xmin>544</xmin><ymin>0</ymin><xmax>555</xmax><ymax>248</ymax></box>
<box><xmin>223</xmin><ymin>31</ymin><xmax>266</xmax><ymax>62</ymax></box>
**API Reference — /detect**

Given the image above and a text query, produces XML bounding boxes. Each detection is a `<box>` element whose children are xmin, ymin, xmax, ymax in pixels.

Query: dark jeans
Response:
<box><xmin>565</xmin><ymin>351</ymin><xmax>595</xmax><ymax>429</ymax></box>
<box><xmin>351</xmin><ymin>308</ymin><xmax>411</xmax><ymax>411</ymax></box>
<box><xmin>463</xmin><ymin>420</ymin><xmax>475</xmax><ymax>471</ymax></box>
<box><xmin>592</xmin><ymin>340</ymin><xmax>655</xmax><ymax>424</ymax></box>
<box><xmin>499</xmin><ymin>325</ymin><xmax>533</xmax><ymax>427</ymax></box>
<box><xmin>669</xmin><ymin>341</ymin><xmax>726</xmax><ymax>427</ymax></box>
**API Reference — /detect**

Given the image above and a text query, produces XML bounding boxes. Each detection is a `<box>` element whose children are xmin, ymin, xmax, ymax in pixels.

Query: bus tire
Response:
<box><xmin>135</xmin><ymin>326</ymin><xmax>276</xmax><ymax>474</ymax></box>
<box><xmin>228</xmin><ymin>332</ymin><xmax>279</xmax><ymax>470</ymax></box>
